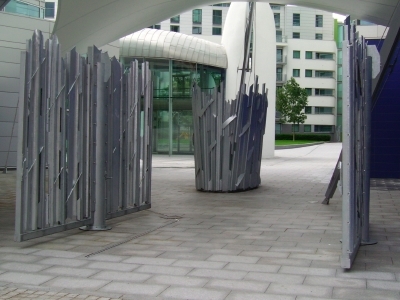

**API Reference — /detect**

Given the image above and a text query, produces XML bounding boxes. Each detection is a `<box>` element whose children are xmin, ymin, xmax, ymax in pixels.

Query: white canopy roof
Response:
<box><xmin>120</xmin><ymin>29</ymin><xmax>228</xmax><ymax>69</ymax></box>
<box><xmin>53</xmin><ymin>0</ymin><xmax>397</xmax><ymax>53</ymax></box>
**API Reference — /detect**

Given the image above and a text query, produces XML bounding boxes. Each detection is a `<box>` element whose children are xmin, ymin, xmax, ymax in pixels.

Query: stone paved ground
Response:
<box><xmin>0</xmin><ymin>143</ymin><xmax>399</xmax><ymax>299</ymax></box>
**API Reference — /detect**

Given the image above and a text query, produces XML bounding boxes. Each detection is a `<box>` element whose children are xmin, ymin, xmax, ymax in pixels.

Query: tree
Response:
<box><xmin>276</xmin><ymin>77</ymin><xmax>308</xmax><ymax>141</ymax></box>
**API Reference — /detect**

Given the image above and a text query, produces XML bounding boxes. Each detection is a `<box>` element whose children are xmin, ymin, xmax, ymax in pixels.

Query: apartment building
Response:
<box><xmin>272</xmin><ymin>4</ymin><xmax>338</xmax><ymax>138</ymax></box>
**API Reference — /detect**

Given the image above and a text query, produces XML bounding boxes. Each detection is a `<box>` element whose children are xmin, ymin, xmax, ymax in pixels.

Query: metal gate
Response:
<box><xmin>15</xmin><ymin>30</ymin><xmax>152</xmax><ymax>242</ymax></box>
<box><xmin>341</xmin><ymin>22</ymin><xmax>375</xmax><ymax>268</ymax></box>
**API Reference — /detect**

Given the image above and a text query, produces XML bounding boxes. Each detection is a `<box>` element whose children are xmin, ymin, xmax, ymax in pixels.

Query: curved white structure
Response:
<box><xmin>120</xmin><ymin>29</ymin><xmax>227</xmax><ymax>68</ymax></box>
<box><xmin>54</xmin><ymin>0</ymin><xmax>396</xmax><ymax>53</ymax></box>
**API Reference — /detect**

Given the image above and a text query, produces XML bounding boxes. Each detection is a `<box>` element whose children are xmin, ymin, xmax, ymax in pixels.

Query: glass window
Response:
<box><xmin>315</xmin><ymin>15</ymin><xmax>323</xmax><ymax>27</ymax></box>
<box><xmin>315</xmin><ymin>107</ymin><xmax>333</xmax><ymax>114</ymax></box>
<box><xmin>305</xmin><ymin>88</ymin><xmax>312</xmax><ymax>96</ymax></box>
<box><xmin>304</xmin><ymin>125</ymin><xmax>311</xmax><ymax>132</ymax></box>
<box><xmin>293</xmin><ymin>13</ymin><xmax>300</xmax><ymax>26</ymax></box>
<box><xmin>315</xmin><ymin>33</ymin><xmax>323</xmax><ymax>40</ymax></box>
<box><xmin>315</xmin><ymin>71</ymin><xmax>333</xmax><ymax>78</ymax></box>
<box><xmin>316</xmin><ymin>53</ymin><xmax>333</xmax><ymax>60</ymax></box>
<box><xmin>170</xmin><ymin>25</ymin><xmax>180</xmax><ymax>32</ymax></box>
<box><xmin>271</xmin><ymin>5</ymin><xmax>281</xmax><ymax>10</ymax></box>
<box><xmin>213</xmin><ymin>10</ymin><xmax>222</xmax><ymax>25</ymax></box>
<box><xmin>192</xmin><ymin>9</ymin><xmax>202</xmax><ymax>24</ymax></box>
<box><xmin>277</xmin><ymin>49</ymin><xmax>283</xmax><ymax>62</ymax></box>
<box><xmin>45</xmin><ymin>2</ymin><xmax>55</xmax><ymax>18</ymax></box>
<box><xmin>170</xmin><ymin>15</ymin><xmax>180</xmax><ymax>23</ymax></box>
<box><xmin>293</xmin><ymin>69</ymin><xmax>300</xmax><ymax>77</ymax></box>
<box><xmin>4</xmin><ymin>0</ymin><xmax>42</xmax><ymax>18</ymax></box>
<box><xmin>212</xmin><ymin>27</ymin><xmax>222</xmax><ymax>35</ymax></box>
<box><xmin>293</xmin><ymin>50</ymin><xmax>300</xmax><ymax>59</ymax></box>
<box><xmin>305</xmin><ymin>70</ymin><xmax>312</xmax><ymax>77</ymax></box>
<box><xmin>306</xmin><ymin>51</ymin><xmax>313</xmax><ymax>59</ymax></box>
<box><xmin>276</xmin><ymin>67</ymin><xmax>283</xmax><ymax>81</ymax></box>
<box><xmin>292</xmin><ymin>32</ymin><xmax>300</xmax><ymax>39</ymax></box>
<box><xmin>275</xmin><ymin>123</ymin><xmax>282</xmax><ymax>134</ymax></box>
<box><xmin>315</xmin><ymin>89</ymin><xmax>334</xmax><ymax>96</ymax></box>
<box><xmin>192</xmin><ymin>27</ymin><xmax>202</xmax><ymax>34</ymax></box>
<box><xmin>148</xmin><ymin>25</ymin><xmax>161</xmax><ymax>29</ymax></box>
<box><xmin>292</xmin><ymin>124</ymin><xmax>300</xmax><ymax>132</ymax></box>
<box><xmin>276</xmin><ymin>30</ymin><xmax>283</xmax><ymax>42</ymax></box>
<box><xmin>314</xmin><ymin>125</ymin><xmax>333</xmax><ymax>132</ymax></box>
<box><xmin>274</xmin><ymin>13</ymin><xmax>280</xmax><ymax>28</ymax></box>
<box><xmin>305</xmin><ymin>106</ymin><xmax>312</xmax><ymax>114</ymax></box>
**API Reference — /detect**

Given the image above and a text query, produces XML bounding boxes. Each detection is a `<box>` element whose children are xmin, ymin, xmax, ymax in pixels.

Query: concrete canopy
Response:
<box><xmin>53</xmin><ymin>0</ymin><xmax>397</xmax><ymax>53</ymax></box>
<box><xmin>120</xmin><ymin>29</ymin><xmax>228</xmax><ymax>68</ymax></box>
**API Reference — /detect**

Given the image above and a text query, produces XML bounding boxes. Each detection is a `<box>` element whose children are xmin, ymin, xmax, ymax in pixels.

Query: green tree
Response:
<box><xmin>276</xmin><ymin>77</ymin><xmax>308</xmax><ymax>141</ymax></box>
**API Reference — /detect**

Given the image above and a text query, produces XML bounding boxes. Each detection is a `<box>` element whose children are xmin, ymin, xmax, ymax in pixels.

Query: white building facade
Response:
<box><xmin>272</xmin><ymin>4</ymin><xmax>338</xmax><ymax>137</ymax></box>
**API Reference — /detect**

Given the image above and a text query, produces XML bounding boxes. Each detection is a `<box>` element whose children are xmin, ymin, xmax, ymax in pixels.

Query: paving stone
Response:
<box><xmin>85</xmin><ymin>254</ymin><xmax>125</xmax><ymax>262</ymax></box>
<box><xmin>0</xmin><ymin>254</ymin><xmax>41</xmax><ymax>263</ymax></box>
<box><xmin>38</xmin><ymin>257</ymin><xmax>89</xmax><ymax>268</ymax></box>
<box><xmin>86</xmin><ymin>261</ymin><xmax>138</xmax><ymax>272</ymax></box>
<box><xmin>188</xmin><ymin>269</ymin><xmax>247</xmax><ymax>280</ymax></box>
<box><xmin>304</xmin><ymin>275</ymin><xmax>366</xmax><ymax>288</ymax></box>
<box><xmin>146</xmin><ymin>275</ymin><xmax>208</xmax><ymax>287</ymax></box>
<box><xmin>225</xmin><ymin>292</ymin><xmax>295</xmax><ymax>300</ymax></box>
<box><xmin>160</xmin><ymin>286</ymin><xmax>229</xmax><ymax>300</ymax></box>
<box><xmin>122</xmin><ymin>257</ymin><xmax>175</xmax><ymax>266</ymax></box>
<box><xmin>41</xmin><ymin>266</ymin><xmax>99</xmax><ymax>278</ymax></box>
<box><xmin>43</xmin><ymin>277</ymin><xmax>109</xmax><ymax>290</ymax></box>
<box><xmin>225</xmin><ymin>262</ymin><xmax>280</xmax><ymax>273</ymax></box>
<box><xmin>206</xmin><ymin>279</ymin><xmax>268</xmax><ymax>293</ymax></box>
<box><xmin>279</xmin><ymin>266</ymin><xmax>336</xmax><ymax>276</ymax></box>
<box><xmin>172</xmin><ymin>260</ymin><xmax>226</xmax><ymax>269</ymax></box>
<box><xmin>367</xmin><ymin>280</ymin><xmax>400</xmax><ymax>291</ymax></box>
<box><xmin>245</xmin><ymin>272</ymin><xmax>305</xmax><ymax>284</ymax></box>
<box><xmin>0</xmin><ymin>272</ymin><xmax>53</xmax><ymax>285</ymax></box>
<box><xmin>91</xmin><ymin>270</ymin><xmax>151</xmax><ymax>282</ymax></box>
<box><xmin>336</xmin><ymin>270</ymin><xmax>396</xmax><ymax>280</ymax></box>
<box><xmin>33</xmin><ymin>250</ymin><xmax>83</xmax><ymax>259</ymax></box>
<box><xmin>0</xmin><ymin>248</ymin><xmax>39</xmax><ymax>255</ymax></box>
<box><xmin>100</xmin><ymin>282</ymin><xmax>167</xmax><ymax>297</ymax></box>
<box><xmin>239</xmin><ymin>251</ymin><xmax>289</xmax><ymax>259</ymax></box>
<box><xmin>333</xmin><ymin>287</ymin><xmax>400</xmax><ymax>299</ymax></box>
<box><xmin>0</xmin><ymin>262</ymin><xmax>50</xmax><ymax>273</ymax></box>
<box><xmin>267</xmin><ymin>283</ymin><xmax>333</xmax><ymax>298</ymax></box>
<box><xmin>207</xmin><ymin>254</ymin><xmax>259</xmax><ymax>264</ymax></box>
<box><xmin>135</xmin><ymin>265</ymin><xmax>192</xmax><ymax>276</ymax></box>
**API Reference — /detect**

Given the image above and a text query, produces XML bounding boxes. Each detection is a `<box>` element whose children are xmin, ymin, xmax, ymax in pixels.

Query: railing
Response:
<box><xmin>276</xmin><ymin>73</ymin><xmax>286</xmax><ymax>82</ymax></box>
<box><xmin>276</xmin><ymin>55</ymin><xmax>287</xmax><ymax>64</ymax></box>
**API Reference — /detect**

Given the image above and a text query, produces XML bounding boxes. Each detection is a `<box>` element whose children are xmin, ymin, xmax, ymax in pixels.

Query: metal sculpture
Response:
<box><xmin>15</xmin><ymin>30</ymin><xmax>152</xmax><ymax>241</ymax></box>
<box><xmin>192</xmin><ymin>79</ymin><xmax>268</xmax><ymax>192</ymax></box>
<box><xmin>341</xmin><ymin>20</ymin><xmax>376</xmax><ymax>269</ymax></box>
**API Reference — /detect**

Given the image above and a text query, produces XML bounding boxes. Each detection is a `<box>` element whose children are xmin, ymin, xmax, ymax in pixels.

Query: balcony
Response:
<box><xmin>276</xmin><ymin>35</ymin><xmax>287</xmax><ymax>43</ymax></box>
<box><xmin>276</xmin><ymin>73</ymin><xmax>287</xmax><ymax>84</ymax></box>
<box><xmin>276</xmin><ymin>55</ymin><xmax>287</xmax><ymax>65</ymax></box>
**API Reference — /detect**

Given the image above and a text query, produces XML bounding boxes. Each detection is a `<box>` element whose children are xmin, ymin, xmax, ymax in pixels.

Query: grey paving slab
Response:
<box><xmin>33</xmin><ymin>250</ymin><xmax>84</xmax><ymax>258</ymax></box>
<box><xmin>206</xmin><ymin>278</ymin><xmax>269</xmax><ymax>293</ymax></box>
<box><xmin>0</xmin><ymin>262</ymin><xmax>50</xmax><ymax>273</ymax></box>
<box><xmin>43</xmin><ymin>277</ymin><xmax>110</xmax><ymax>290</ymax></box>
<box><xmin>122</xmin><ymin>256</ymin><xmax>176</xmax><ymax>266</ymax></box>
<box><xmin>225</xmin><ymin>292</ymin><xmax>295</xmax><ymax>300</ymax></box>
<box><xmin>188</xmin><ymin>269</ymin><xmax>247</xmax><ymax>280</ymax></box>
<box><xmin>38</xmin><ymin>258</ymin><xmax>89</xmax><ymax>268</ymax></box>
<box><xmin>135</xmin><ymin>265</ymin><xmax>192</xmax><ymax>276</ymax></box>
<box><xmin>207</xmin><ymin>254</ymin><xmax>260</xmax><ymax>264</ymax></box>
<box><xmin>0</xmin><ymin>254</ymin><xmax>43</xmax><ymax>263</ymax></box>
<box><xmin>91</xmin><ymin>270</ymin><xmax>152</xmax><ymax>282</ymax></box>
<box><xmin>245</xmin><ymin>272</ymin><xmax>305</xmax><ymax>284</ymax></box>
<box><xmin>172</xmin><ymin>259</ymin><xmax>226</xmax><ymax>269</ymax></box>
<box><xmin>99</xmin><ymin>282</ymin><xmax>168</xmax><ymax>297</ymax></box>
<box><xmin>279</xmin><ymin>266</ymin><xmax>337</xmax><ymax>276</ymax></box>
<box><xmin>225</xmin><ymin>262</ymin><xmax>280</xmax><ymax>273</ymax></box>
<box><xmin>267</xmin><ymin>283</ymin><xmax>333</xmax><ymax>298</ymax></box>
<box><xmin>42</xmin><ymin>266</ymin><xmax>99</xmax><ymax>278</ymax></box>
<box><xmin>332</xmin><ymin>287</ymin><xmax>400</xmax><ymax>299</ymax></box>
<box><xmin>86</xmin><ymin>261</ymin><xmax>139</xmax><ymax>272</ymax></box>
<box><xmin>146</xmin><ymin>274</ymin><xmax>208</xmax><ymax>287</ymax></box>
<box><xmin>0</xmin><ymin>272</ymin><xmax>53</xmax><ymax>285</ymax></box>
<box><xmin>367</xmin><ymin>279</ymin><xmax>400</xmax><ymax>291</ymax></box>
<box><xmin>305</xmin><ymin>275</ymin><xmax>366</xmax><ymax>288</ymax></box>
<box><xmin>160</xmin><ymin>286</ymin><xmax>229</xmax><ymax>300</ymax></box>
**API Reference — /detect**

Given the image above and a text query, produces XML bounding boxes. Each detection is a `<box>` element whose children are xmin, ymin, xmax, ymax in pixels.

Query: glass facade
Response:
<box><xmin>4</xmin><ymin>0</ymin><xmax>44</xmax><ymax>18</ymax></box>
<box><xmin>121</xmin><ymin>57</ymin><xmax>224</xmax><ymax>155</ymax></box>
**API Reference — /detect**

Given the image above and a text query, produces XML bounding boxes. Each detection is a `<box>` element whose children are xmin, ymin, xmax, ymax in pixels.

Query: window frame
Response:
<box><xmin>192</xmin><ymin>9</ymin><xmax>202</xmax><ymax>24</ymax></box>
<box><xmin>170</xmin><ymin>15</ymin><xmax>180</xmax><ymax>23</ymax></box>
<box><xmin>293</xmin><ymin>13</ymin><xmax>300</xmax><ymax>26</ymax></box>
<box><xmin>293</xmin><ymin>50</ymin><xmax>300</xmax><ymax>59</ymax></box>
<box><xmin>305</xmin><ymin>69</ymin><xmax>313</xmax><ymax>77</ymax></box>
<box><xmin>213</xmin><ymin>10</ymin><xmax>222</xmax><ymax>25</ymax></box>
<box><xmin>292</xmin><ymin>69</ymin><xmax>300</xmax><ymax>78</ymax></box>
<box><xmin>315</xmin><ymin>33</ymin><xmax>323</xmax><ymax>40</ymax></box>
<box><xmin>305</xmin><ymin>51</ymin><xmax>313</xmax><ymax>59</ymax></box>
<box><xmin>315</xmin><ymin>15</ymin><xmax>323</xmax><ymax>27</ymax></box>
<box><xmin>192</xmin><ymin>26</ymin><xmax>202</xmax><ymax>34</ymax></box>
<box><xmin>292</xmin><ymin>32</ymin><xmax>300</xmax><ymax>39</ymax></box>
<box><xmin>170</xmin><ymin>25</ymin><xmax>180</xmax><ymax>32</ymax></box>
<box><xmin>212</xmin><ymin>27</ymin><xmax>222</xmax><ymax>35</ymax></box>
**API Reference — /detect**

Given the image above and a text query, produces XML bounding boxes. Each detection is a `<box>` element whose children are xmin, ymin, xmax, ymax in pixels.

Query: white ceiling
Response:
<box><xmin>53</xmin><ymin>0</ymin><xmax>398</xmax><ymax>53</ymax></box>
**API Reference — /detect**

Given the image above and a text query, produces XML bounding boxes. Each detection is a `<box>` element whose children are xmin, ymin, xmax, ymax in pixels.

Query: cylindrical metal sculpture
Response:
<box><xmin>192</xmin><ymin>77</ymin><xmax>268</xmax><ymax>192</ymax></box>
